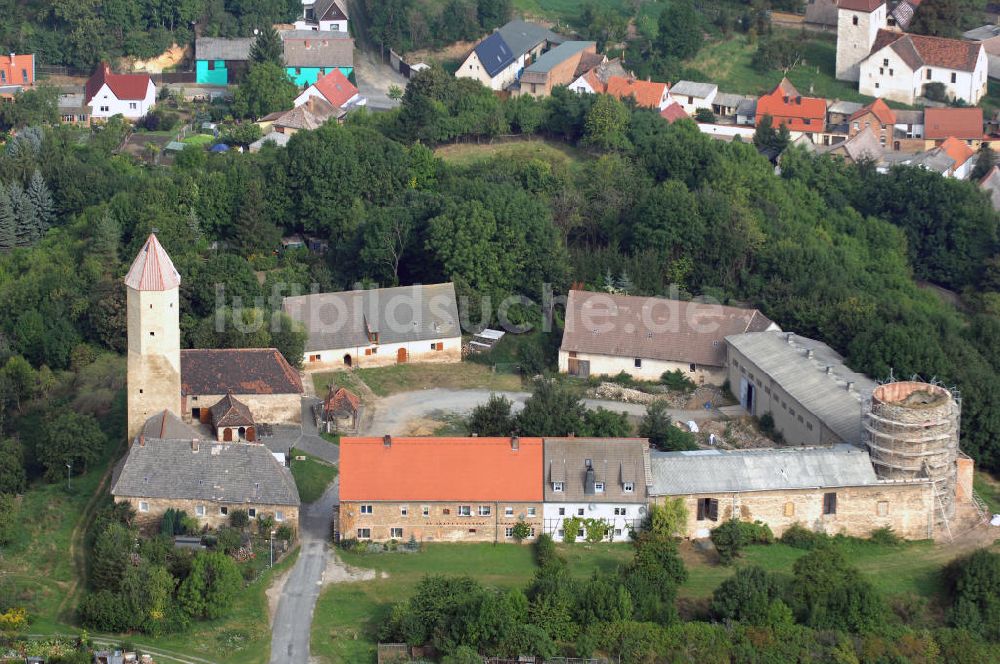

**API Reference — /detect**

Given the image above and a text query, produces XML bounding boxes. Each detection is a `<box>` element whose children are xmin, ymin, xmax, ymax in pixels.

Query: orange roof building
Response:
<box><xmin>339</xmin><ymin>436</ymin><xmax>545</xmax><ymax>543</ymax></box>
<box><xmin>924</xmin><ymin>107</ymin><xmax>984</xmax><ymax>141</ymax></box>
<box><xmin>755</xmin><ymin>78</ymin><xmax>827</xmax><ymax>134</ymax></box>
<box><xmin>0</xmin><ymin>53</ymin><xmax>34</xmax><ymax>88</ymax></box>
<box><xmin>604</xmin><ymin>76</ymin><xmax>671</xmax><ymax>110</ymax></box>
<box><xmin>849</xmin><ymin>98</ymin><xmax>896</xmax><ymax>126</ymax></box>
<box><xmin>660</xmin><ymin>101</ymin><xmax>689</xmax><ymax>124</ymax></box>
<box><xmin>939</xmin><ymin>135</ymin><xmax>975</xmax><ymax>170</ymax></box>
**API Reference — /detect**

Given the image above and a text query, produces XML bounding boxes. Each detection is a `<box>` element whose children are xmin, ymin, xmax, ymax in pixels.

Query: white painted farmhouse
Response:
<box><xmin>85</xmin><ymin>62</ymin><xmax>156</xmax><ymax>121</ymax></box>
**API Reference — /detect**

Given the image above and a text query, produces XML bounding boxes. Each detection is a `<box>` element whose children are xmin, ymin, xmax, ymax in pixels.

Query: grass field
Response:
<box><xmin>312</xmin><ymin>370</ymin><xmax>368</xmax><ymax>399</ymax></box>
<box><xmin>512</xmin><ymin>0</ymin><xmax>658</xmax><ymax>25</ymax></box>
<box><xmin>435</xmin><ymin>137</ymin><xmax>591</xmax><ymax>168</ymax></box>
<box><xmin>974</xmin><ymin>469</ymin><xmax>1000</xmax><ymax>514</ymax></box>
<box><xmin>355</xmin><ymin>362</ymin><xmax>524</xmax><ymax>397</ymax></box>
<box><xmin>182</xmin><ymin>133</ymin><xmax>215</xmax><ymax>146</ymax></box>
<box><xmin>309</xmin><ymin>536</ymin><xmax>996</xmax><ymax>663</ymax></box>
<box><xmin>290</xmin><ymin>448</ymin><xmax>339</xmax><ymax>503</ymax></box>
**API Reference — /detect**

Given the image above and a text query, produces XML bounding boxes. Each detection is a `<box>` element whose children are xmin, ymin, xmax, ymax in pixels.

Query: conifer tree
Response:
<box><xmin>26</xmin><ymin>169</ymin><xmax>54</xmax><ymax>234</ymax></box>
<box><xmin>8</xmin><ymin>181</ymin><xmax>37</xmax><ymax>247</ymax></box>
<box><xmin>0</xmin><ymin>182</ymin><xmax>15</xmax><ymax>251</ymax></box>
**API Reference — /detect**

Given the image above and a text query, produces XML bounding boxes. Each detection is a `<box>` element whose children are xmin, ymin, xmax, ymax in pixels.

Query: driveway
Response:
<box><xmin>261</xmin><ymin>398</ymin><xmax>339</xmax><ymax>464</ymax></box>
<box><xmin>347</xmin><ymin>0</ymin><xmax>407</xmax><ymax>110</ymax></box>
<box><xmin>269</xmin><ymin>477</ymin><xmax>339</xmax><ymax>664</ymax></box>
<box><xmin>360</xmin><ymin>388</ymin><xmax>730</xmax><ymax>436</ymax></box>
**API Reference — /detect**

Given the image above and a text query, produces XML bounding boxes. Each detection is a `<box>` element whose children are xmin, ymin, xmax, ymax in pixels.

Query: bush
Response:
<box><xmin>710</xmin><ymin>566</ymin><xmax>782</xmax><ymax>625</ymax></box>
<box><xmin>661</xmin><ymin>369</ymin><xmax>695</xmax><ymax>392</ymax></box>
<box><xmin>215</xmin><ymin>527</ymin><xmax>241</xmax><ymax>554</ymax></box>
<box><xmin>924</xmin><ymin>81</ymin><xmax>948</xmax><ymax>102</ymax></box>
<box><xmin>512</xmin><ymin>520</ymin><xmax>532</xmax><ymax>542</ymax></box>
<box><xmin>276</xmin><ymin>524</ymin><xmax>294</xmax><ymax>541</ymax></box>
<box><xmin>710</xmin><ymin>519</ymin><xmax>746</xmax><ymax>565</ymax></box>
<box><xmin>869</xmin><ymin>526</ymin><xmax>902</xmax><ymax>547</ymax></box>
<box><xmin>534</xmin><ymin>533</ymin><xmax>557</xmax><ymax>566</ymax></box>
<box><xmin>339</xmin><ymin>538</ymin><xmax>360</xmax><ymax>551</ymax></box>
<box><xmin>562</xmin><ymin>516</ymin><xmax>583</xmax><ymax>544</ymax></box>
<box><xmin>230</xmin><ymin>509</ymin><xmax>249</xmax><ymax>529</ymax></box>
<box><xmin>780</xmin><ymin>523</ymin><xmax>827</xmax><ymax>549</ymax></box>
<box><xmin>943</xmin><ymin>549</ymin><xmax>1000</xmax><ymax>641</ymax></box>
<box><xmin>694</xmin><ymin>108</ymin><xmax>716</xmax><ymax>123</ymax></box>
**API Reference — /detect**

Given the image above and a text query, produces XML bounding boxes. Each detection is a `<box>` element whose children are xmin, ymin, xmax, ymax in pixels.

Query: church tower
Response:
<box><xmin>836</xmin><ymin>0</ymin><xmax>888</xmax><ymax>82</ymax></box>
<box><xmin>125</xmin><ymin>234</ymin><xmax>182</xmax><ymax>440</ymax></box>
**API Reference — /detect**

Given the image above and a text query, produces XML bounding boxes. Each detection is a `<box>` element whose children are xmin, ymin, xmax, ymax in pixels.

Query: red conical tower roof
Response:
<box><xmin>124</xmin><ymin>233</ymin><xmax>180</xmax><ymax>291</ymax></box>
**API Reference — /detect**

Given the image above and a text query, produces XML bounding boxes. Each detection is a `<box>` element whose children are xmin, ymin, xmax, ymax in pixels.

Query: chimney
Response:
<box><xmin>826</xmin><ymin>366</ymin><xmax>833</xmax><ymax>375</ymax></box>
<box><xmin>846</xmin><ymin>381</ymin><xmax>855</xmax><ymax>392</ymax></box>
<box><xmin>806</xmin><ymin>349</ymin><xmax>814</xmax><ymax>359</ymax></box>
<box><xmin>139</xmin><ymin>435</ymin><xmax>145</xmax><ymax>448</ymax></box>
<box><xmin>383</xmin><ymin>434</ymin><xmax>392</xmax><ymax>447</ymax></box>
<box><xmin>511</xmin><ymin>435</ymin><xmax>519</xmax><ymax>451</ymax></box>
<box><xmin>785</xmin><ymin>332</ymin><xmax>794</xmax><ymax>344</ymax></box>
<box><xmin>471</xmin><ymin>432</ymin><xmax>478</xmax><ymax>437</ymax></box>
<box><xmin>192</xmin><ymin>439</ymin><xmax>200</xmax><ymax>452</ymax></box>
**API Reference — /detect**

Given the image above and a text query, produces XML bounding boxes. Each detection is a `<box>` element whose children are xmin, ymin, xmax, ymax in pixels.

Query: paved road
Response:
<box><xmin>269</xmin><ymin>477</ymin><xmax>339</xmax><ymax>664</ymax></box>
<box><xmin>360</xmin><ymin>388</ymin><xmax>734</xmax><ymax>435</ymax></box>
<box><xmin>262</xmin><ymin>398</ymin><xmax>339</xmax><ymax>464</ymax></box>
<box><xmin>346</xmin><ymin>0</ymin><xmax>407</xmax><ymax>110</ymax></box>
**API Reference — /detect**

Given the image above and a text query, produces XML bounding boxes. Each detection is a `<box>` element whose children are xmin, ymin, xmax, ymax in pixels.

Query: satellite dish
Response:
<box><xmin>587</xmin><ymin>503</ymin><xmax>596</xmax><ymax>511</ymax></box>
<box><xmin>638</xmin><ymin>506</ymin><xmax>647</xmax><ymax>515</ymax></box>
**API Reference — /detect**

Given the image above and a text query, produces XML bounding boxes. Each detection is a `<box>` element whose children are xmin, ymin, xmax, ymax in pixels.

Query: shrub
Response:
<box><xmin>780</xmin><ymin>522</ymin><xmax>827</xmax><ymax>549</ymax></box>
<box><xmin>740</xmin><ymin>520</ymin><xmax>774</xmax><ymax>545</ymax></box>
<box><xmin>512</xmin><ymin>520</ymin><xmax>532</xmax><ymax>542</ymax></box>
<box><xmin>339</xmin><ymin>538</ymin><xmax>360</xmax><ymax>551</ymax></box>
<box><xmin>869</xmin><ymin>526</ymin><xmax>902</xmax><ymax>547</ymax></box>
<box><xmin>562</xmin><ymin>516</ymin><xmax>583</xmax><ymax>544</ymax></box>
<box><xmin>758</xmin><ymin>412</ymin><xmax>776</xmax><ymax>436</ymax></box>
<box><xmin>924</xmin><ymin>81</ymin><xmax>948</xmax><ymax>102</ymax></box>
<box><xmin>943</xmin><ymin>549</ymin><xmax>1000</xmax><ymax>641</ymax></box>
<box><xmin>710</xmin><ymin>519</ymin><xmax>746</xmax><ymax>565</ymax></box>
<box><xmin>661</xmin><ymin>369</ymin><xmax>695</xmax><ymax>392</ymax></box>
<box><xmin>583</xmin><ymin>518</ymin><xmax>611</xmax><ymax>543</ymax></box>
<box><xmin>230</xmin><ymin>509</ymin><xmax>249</xmax><ymax>529</ymax></box>
<box><xmin>215</xmin><ymin>527</ymin><xmax>241</xmax><ymax>554</ymax></box>
<box><xmin>534</xmin><ymin>533</ymin><xmax>557</xmax><ymax>566</ymax></box>
<box><xmin>694</xmin><ymin>108</ymin><xmax>716</xmax><ymax>123</ymax></box>
<box><xmin>710</xmin><ymin>566</ymin><xmax>782</xmax><ymax>625</ymax></box>
<box><xmin>257</xmin><ymin>514</ymin><xmax>276</xmax><ymax>536</ymax></box>
<box><xmin>276</xmin><ymin>525</ymin><xmax>294</xmax><ymax>541</ymax></box>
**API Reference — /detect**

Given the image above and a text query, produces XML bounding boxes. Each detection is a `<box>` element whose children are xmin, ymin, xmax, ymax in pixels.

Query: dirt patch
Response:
<box><xmin>407</xmin><ymin>40</ymin><xmax>476</xmax><ymax>64</ymax></box>
<box><xmin>266</xmin><ymin>564</ymin><xmax>294</xmax><ymax>626</ymax></box>
<box><xmin>588</xmin><ymin>383</ymin><xmax>729</xmax><ymax>409</ymax></box>
<box><xmin>322</xmin><ymin>552</ymin><xmax>378</xmax><ymax>586</ymax></box>
<box><xmin>127</xmin><ymin>43</ymin><xmax>191</xmax><ymax>72</ymax></box>
<box><xmin>699</xmin><ymin>417</ymin><xmax>776</xmax><ymax>449</ymax></box>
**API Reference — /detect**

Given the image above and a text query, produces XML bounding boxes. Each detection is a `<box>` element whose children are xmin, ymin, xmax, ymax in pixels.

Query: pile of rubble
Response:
<box><xmin>589</xmin><ymin>383</ymin><xmax>731</xmax><ymax>410</ymax></box>
<box><xmin>699</xmin><ymin>418</ymin><xmax>776</xmax><ymax>449</ymax></box>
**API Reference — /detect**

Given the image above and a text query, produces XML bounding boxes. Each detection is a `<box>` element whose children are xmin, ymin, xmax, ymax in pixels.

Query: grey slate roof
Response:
<box><xmin>649</xmin><ymin>444</ymin><xmax>882</xmax><ymax>495</ymax></box>
<box><xmin>893</xmin><ymin>109</ymin><xmax>924</xmax><ymax>125</ymax></box>
<box><xmin>112</xmin><ymin>438</ymin><xmax>300</xmax><ymax>506</ymax></box>
<box><xmin>281</xmin><ymin>32</ymin><xmax>354</xmax><ymax>67</ymax></box>
<box><xmin>736</xmin><ymin>98</ymin><xmax>757</xmax><ymax>117</ymax></box>
<box><xmin>473</xmin><ymin>32</ymin><xmax>515</xmax><ymax>78</ymax></box>
<box><xmin>670</xmin><ymin>80</ymin><xmax>718</xmax><ymax>98</ymax></box>
<box><xmin>823</xmin><ymin>126</ymin><xmax>883</xmax><ymax>162</ymax></box>
<box><xmin>523</xmin><ymin>41</ymin><xmax>594</xmax><ymax>74</ymax></box>
<box><xmin>827</xmin><ymin>100</ymin><xmax>864</xmax><ymax>115</ymax></box>
<box><xmin>141</xmin><ymin>410</ymin><xmax>202</xmax><ymax>440</ymax></box>
<box><xmin>713</xmin><ymin>92</ymin><xmax>749</xmax><ymax>109</ymax></box>
<box><xmin>963</xmin><ymin>25</ymin><xmax>1000</xmax><ymax>42</ymax></box>
<box><xmin>283</xmin><ymin>283</ymin><xmax>461</xmax><ymax>352</ymax></box>
<box><xmin>543</xmin><ymin>438</ymin><xmax>651</xmax><ymax>503</ymax></box>
<box><xmin>497</xmin><ymin>20</ymin><xmax>564</xmax><ymax>58</ymax></box>
<box><xmin>979</xmin><ymin>165</ymin><xmax>1000</xmax><ymax>211</ymax></box>
<box><xmin>726</xmin><ymin>331</ymin><xmax>875</xmax><ymax>444</ymax></box>
<box><xmin>196</xmin><ymin>37</ymin><xmax>253</xmax><ymax>61</ymax></box>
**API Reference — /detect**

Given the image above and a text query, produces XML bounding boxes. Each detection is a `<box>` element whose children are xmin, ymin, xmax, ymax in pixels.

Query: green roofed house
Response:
<box><xmin>280</xmin><ymin>30</ymin><xmax>354</xmax><ymax>86</ymax></box>
<box><xmin>195</xmin><ymin>37</ymin><xmax>253</xmax><ymax>85</ymax></box>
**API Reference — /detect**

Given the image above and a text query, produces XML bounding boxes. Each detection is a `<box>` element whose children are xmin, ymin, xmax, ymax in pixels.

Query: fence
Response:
<box><xmin>151</xmin><ymin>71</ymin><xmax>197</xmax><ymax>84</ymax></box>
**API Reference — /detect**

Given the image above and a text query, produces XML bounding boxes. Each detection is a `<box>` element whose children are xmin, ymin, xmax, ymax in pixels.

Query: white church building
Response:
<box><xmin>835</xmin><ymin>0</ymin><xmax>987</xmax><ymax>105</ymax></box>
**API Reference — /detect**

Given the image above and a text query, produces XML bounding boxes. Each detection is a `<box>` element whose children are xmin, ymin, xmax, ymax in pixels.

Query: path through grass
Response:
<box><xmin>356</xmin><ymin>363</ymin><xmax>523</xmax><ymax>397</ymax></box>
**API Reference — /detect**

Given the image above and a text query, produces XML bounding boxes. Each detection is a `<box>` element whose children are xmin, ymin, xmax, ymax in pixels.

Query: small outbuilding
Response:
<box><xmin>319</xmin><ymin>385</ymin><xmax>361</xmax><ymax>433</ymax></box>
<box><xmin>210</xmin><ymin>392</ymin><xmax>256</xmax><ymax>442</ymax></box>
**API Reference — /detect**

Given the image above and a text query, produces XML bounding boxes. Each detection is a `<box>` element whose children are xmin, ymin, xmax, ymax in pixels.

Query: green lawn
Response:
<box><xmin>290</xmin><ymin>449</ymin><xmax>339</xmax><ymax>503</ymax></box>
<box><xmin>512</xmin><ymin>0</ymin><xmax>658</xmax><ymax>25</ymax></box>
<box><xmin>312</xmin><ymin>370</ymin><xmax>368</xmax><ymax>398</ymax></box>
<box><xmin>974</xmin><ymin>469</ymin><xmax>1000</xmax><ymax>514</ymax></box>
<box><xmin>355</xmin><ymin>363</ymin><xmax>523</xmax><ymax>397</ymax></box>
<box><xmin>435</xmin><ymin>138</ymin><xmax>591</xmax><ymax>169</ymax></box>
<box><xmin>181</xmin><ymin>133</ymin><xmax>215</xmax><ymax>146</ymax></box>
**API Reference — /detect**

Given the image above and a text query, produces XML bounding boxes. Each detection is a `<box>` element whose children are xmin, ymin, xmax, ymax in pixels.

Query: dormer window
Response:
<box><xmin>594</xmin><ymin>482</ymin><xmax>605</xmax><ymax>493</ymax></box>
<box><xmin>553</xmin><ymin>482</ymin><xmax>564</xmax><ymax>492</ymax></box>
<box><xmin>623</xmin><ymin>482</ymin><xmax>634</xmax><ymax>493</ymax></box>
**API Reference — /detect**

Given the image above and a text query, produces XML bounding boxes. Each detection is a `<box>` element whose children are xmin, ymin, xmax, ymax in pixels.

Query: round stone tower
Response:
<box><xmin>125</xmin><ymin>233</ymin><xmax>182</xmax><ymax>440</ymax></box>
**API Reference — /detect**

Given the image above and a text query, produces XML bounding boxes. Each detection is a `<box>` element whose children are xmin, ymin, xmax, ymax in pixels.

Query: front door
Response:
<box><xmin>223</xmin><ymin>428</ymin><xmax>233</xmax><ymax>442</ymax></box>
<box><xmin>397</xmin><ymin>348</ymin><xmax>408</xmax><ymax>363</ymax></box>
<box><xmin>739</xmin><ymin>378</ymin><xmax>755</xmax><ymax>415</ymax></box>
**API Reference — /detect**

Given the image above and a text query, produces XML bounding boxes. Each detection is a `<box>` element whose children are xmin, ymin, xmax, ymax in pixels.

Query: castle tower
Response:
<box><xmin>836</xmin><ymin>0</ymin><xmax>888</xmax><ymax>82</ymax></box>
<box><xmin>125</xmin><ymin>234</ymin><xmax>182</xmax><ymax>440</ymax></box>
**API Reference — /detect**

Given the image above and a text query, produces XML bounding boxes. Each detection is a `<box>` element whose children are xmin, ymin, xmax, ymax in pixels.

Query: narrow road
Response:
<box><xmin>261</xmin><ymin>398</ymin><xmax>339</xmax><ymax>465</ymax></box>
<box><xmin>269</xmin><ymin>478</ymin><xmax>339</xmax><ymax>664</ymax></box>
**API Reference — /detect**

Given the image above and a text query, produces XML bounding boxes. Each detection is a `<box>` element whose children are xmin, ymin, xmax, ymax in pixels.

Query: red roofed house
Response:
<box><xmin>0</xmin><ymin>53</ymin><xmax>34</xmax><ymax>95</ymax></box>
<box><xmin>85</xmin><ymin>62</ymin><xmax>156</xmax><ymax>121</ymax></box>
<box><xmin>660</xmin><ymin>101</ymin><xmax>689</xmax><ymax>124</ymax></box>
<box><xmin>923</xmin><ymin>107</ymin><xmax>984</xmax><ymax>147</ymax></box>
<box><xmin>339</xmin><ymin>436</ymin><xmax>544</xmax><ymax>542</ymax></box>
<box><xmin>938</xmin><ymin>135</ymin><xmax>976</xmax><ymax>179</ymax></box>
<box><xmin>293</xmin><ymin>67</ymin><xmax>361</xmax><ymax>110</ymax></box>
<box><xmin>603</xmin><ymin>76</ymin><xmax>672</xmax><ymax>110</ymax></box>
<box><xmin>755</xmin><ymin>78</ymin><xmax>827</xmax><ymax>139</ymax></box>
<box><xmin>848</xmin><ymin>98</ymin><xmax>895</xmax><ymax>147</ymax></box>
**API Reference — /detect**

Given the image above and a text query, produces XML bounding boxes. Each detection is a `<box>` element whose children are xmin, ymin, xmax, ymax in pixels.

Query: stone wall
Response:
<box><xmin>120</xmin><ymin>496</ymin><xmax>299</xmax><ymax>533</ymax></box>
<box><xmin>653</xmin><ymin>480</ymin><xmax>934</xmax><ymax>540</ymax></box>
<box><xmin>559</xmin><ymin>350</ymin><xmax>725</xmax><ymax>385</ymax></box>
<box><xmin>340</xmin><ymin>500</ymin><xmax>543</xmax><ymax>543</ymax></box>
<box><xmin>302</xmin><ymin>336</ymin><xmax>462</xmax><ymax>370</ymax></box>
<box><xmin>127</xmin><ymin>286</ymin><xmax>182</xmax><ymax>440</ymax></box>
<box><xmin>184</xmin><ymin>393</ymin><xmax>301</xmax><ymax>425</ymax></box>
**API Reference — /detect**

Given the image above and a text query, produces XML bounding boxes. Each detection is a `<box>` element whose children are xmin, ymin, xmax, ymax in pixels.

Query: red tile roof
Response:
<box><xmin>0</xmin><ymin>54</ymin><xmax>34</xmax><ymax>86</ymax></box>
<box><xmin>311</xmin><ymin>68</ymin><xmax>358</xmax><ymax>108</ymax></box>
<box><xmin>870</xmin><ymin>29</ymin><xmax>983</xmax><ymax>72</ymax></box>
<box><xmin>604</xmin><ymin>76</ymin><xmax>668</xmax><ymax>109</ymax></box>
<box><xmin>924</xmin><ymin>107</ymin><xmax>984</xmax><ymax>140</ymax></box>
<box><xmin>124</xmin><ymin>234</ymin><xmax>181</xmax><ymax>291</ymax></box>
<box><xmin>340</xmin><ymin>437</ymin><xmax>544</xmax><ymax>502</ymax></box>
<box><xmin>181</xmin><ymin>349</ymin><xmax>304</xmax><ymax>396</ymax></box>
<box><xmin>324</xmin><ymin>386</ymin><xmax>360</xmax><ymax>416</ymax></box>
<box><xmin>838</xmin><ymin>0</ymin><xmax>884</xmax><ymax>11</ymax></box>
<box><xmin>939</xmin><ymin>136</ymin><xmax>975</xmax><ymax>169</ymax></box>
<box><xmin>850</xmin><ymin>98</ymin><xmax>896</xmax><ymax>125</ymax></box>
<box><xmin>85</xmin><ymin>62</ymin><xmax>152</xmax><ymax>104</ymax></box>
<box><xmin>660</xmin><ymin>101</ymin><xmax>689</xmax><ymax>124</ymax></box>
<box><xmin>755</xmin><ymin>78</ymin><xmax>827</xmax><ymax>132</ymax></box>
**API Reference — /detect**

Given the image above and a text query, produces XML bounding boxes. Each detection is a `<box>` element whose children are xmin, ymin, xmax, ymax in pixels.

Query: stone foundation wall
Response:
<box><xmin>340</xmin><ymin>500</ymin><xmax>543</xmax><ymax>543</ymax></box>
<box><xmin>654</xmin><ymin>480</ymin><xmax>934</xmax><ymax>540</ymax></box>
<box><xmin>184</xmin><ymin>393</ymin><xmax>301</xmax><ymax>425</ymax></box>
<box><xmin>119</xmin><ymin>496</ymin><xmax>299</xmax><ymax>534</ymax></box>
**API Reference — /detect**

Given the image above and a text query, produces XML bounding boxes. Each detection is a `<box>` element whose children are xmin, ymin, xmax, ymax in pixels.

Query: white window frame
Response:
<box><xmin>422</xmin><ymin>505</ymin><xmax>430</xmax><ymax>517</ymax></box>
<box><xmin>138</xmin><ymin>501</ymin><xmax>149</xmax><ymax>512</ymax></box>
<box><xmin>553</xmin><ymin>482</ymin><xmax>564</xmax><ymax>492</ymax></box>
<box><xmin>195</xmin><ymin>504</ymin><xmax>206</xmax><ymax>517</ymax></box>
<box><xmin>248</xmin><ymin>508</ymin><xmax>257</xmax><ymax>518</ymax></box>
<box><xmin>478</xmin><ymin>505</ymin><xmax>492</xmax><ymax>517</ymax></box>
<box><xmin>623</xmin><ymin>482</ymin><xmax>634</xmax><ymax>493</ymax></box>
<box><xmin>357</xmin><ymin>528</ymin><xmax>371</xmax><ymax>539</ymax></box>
<box><xmin>527</xmin><ymin>507</ymin><xmax>536</xmax><ymax>517</ymax></box>
<box><xmin>275</xmin><ymin>511</ymin><xmax>284</xmax><ymax>522</ymax></box>
<box><xmin>594</xmin><ymin>482</ymin><xmax>605</xmax><ymax>493</ymax></box>
<box><xmin>360</xmin><ymin>504</ymin><xmax>373</xmax><ymax>515</ymax></box>
<box><xmin>504</xmin><ymin>506</ymin><xmax>514</xmax><ymax>517</ymax></box>
<box><xmin>390</xmin><ymin>527</ymin><xmax>403</xmax><ymax>539</ymax></box>
<box><xmin>400</xmin><ymin>505</ymin><xmax>408</xmax><ymax>517</ymax></box>
<box><xmin>457</xmin><ymin>505</ymin><xmax>471</xmax><ymax>517</ymax></box>
<box><xmin>504</xmin><ymin>527</ymin><xmax>514</xmax><ymax>538</ymax></box>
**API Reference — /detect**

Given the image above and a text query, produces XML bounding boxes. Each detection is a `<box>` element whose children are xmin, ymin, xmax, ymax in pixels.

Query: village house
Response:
<box><xmin>979</xmin><ymin>165</ymin><xmax>1000</xmax><ymax>211</ymax></box>
<box><xmin>558</xmin><ymin>290</ymin><xmax>779</xmax><ymax>385</ymax></box>
<box><xmin>57</xmin><ymin>93</ymin><xmax>90</xmax><ymax>125</ymax></box>
<box><xmin>455</xmin><ymin>20</ymin><xmax>564</xmax><ymax>91</ymax></box>
<box><xmin>827</xmin><ymin>100</ymin><xmax>864</xmax><ymax>128</ymax></box>
<box><xmin>755</xmin><ymin>78</ymin><xmax>827</xmax><ymax>141</ymax></box>
<box><xmin>602</xmin><ymin>76</ymin><xmax>672</xmax><ymax>110</ymax></box>
<box><xmin>649</xmin><ymin>444</ymin><xmax>935</xmax><ymax>539</ymax></box>
<box><xmin>111</xmin><ymin>419</ymin><xmax>300</xmax><ymax>532</ymax></box>
<box><xmin>924</xmin><ymin>107</ymin><xmax>984</xmax><ymax>147</ymax></box>
<box><xmin>660</xmin><ymin>102</ymin><xmax>689</xmax><ymax>124</ymax></box>
<box><xmin>542</xmin><ymin>438</ymin><xmax>651</xmax><ymax>542</ymax></box>
<box><xmin>281</xmin><ymin>30</ymin><xmax>354</xmax><ymax>86</ymax></box>
<box><xmin>282</xmin><ymin>283</ymin><xmax>462</xmax><ymax>369</ymax></box>
<box><xmin>568</xmin><ymin>58</ymin><xmax>628</xmax><ymax>94</ymax></box>
<box><xmin>669</xmin><ymin>80</ymin><xmax>718</xmax><ymax>114</ymax></box>
<box><xmin>339</xmin><ymin>436</ymin><xmax>544</xmax><ymax>543</ymax></box>
<box><xmin>181</xmin><ymin>348</ymin><xmax>304</xmax><ymax>428</ymax></box>
<box><xmin>805</xmin><ymin>0</ymin><xmax>839</xmax><ymax>30</ymax></box>
<box><xmin>962</xmin><ymin>24</ymin><xmax>1000</xmax><ymax>79</ymax></box>
<box><xmin>85</xmin><ymin>62</ymin><xmax>156</xmax><ymax>121</ymax></box>
<box><xmin>822</xmin><ymin>125</ymin><xmax>884</xmax><ymax>163</ymax></box>
<box><xmin>195</xmin><ymin>38</ymin><xmax>252</xmax><ymax>85</ymax></box>
<box><xmin>207</xmin><ymin>392</ymin><xmax>256</xmax><ymax>442</ymax></box>
<box><xmin>294</xmin><ymin>67</ymin><xmax>361</xmax><ymax>109</ymax></box>
<box><xmin>0</xmin><ymin>53</ymin><xmax>34</xmax><ymax>93</ymax></box>
<box><xmin>848</xmin><ymin>98</ymin><xmax>894</xmax><ymax>147</ymax></box>
<box><xmin>295</xmin><ymin>0</ymin><xmax>349</xmax><ymax>33</ymax></box>
<box><xmin>260</xmin><ymin>97</ymin><xmax>345</xmax><ymax>135</ymax></box>
<box><xmin>711</xmin><ymin>92</ymin><xmax>753</xmax><ymax>119</ymax></box>
<box><xmin>515</xmin><ymin>41</ymin><xmax>597</xmax><ymax>98</ymax></box>
<box><xmin>317</xmin><ymin>385</ymin><xmax>361</xmax><ymax>433</ymax></box>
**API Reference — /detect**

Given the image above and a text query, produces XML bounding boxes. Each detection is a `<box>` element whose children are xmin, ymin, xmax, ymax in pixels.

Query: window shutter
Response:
<box><xmin>708</xmin><ymin>499</ymin><xmax>719</xmax><ymax>521</ymax></box>
<box><xmin>696</xmin><ymin>499</ymin><xmax>705</xmax><ymax>521</ymax></box>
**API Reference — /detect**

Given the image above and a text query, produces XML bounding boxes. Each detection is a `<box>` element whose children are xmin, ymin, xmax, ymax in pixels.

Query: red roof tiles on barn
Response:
<box><xmin>181</xmin><ymin>349</ymin><xmax>303</xmax><ymax>396</ymax></box>
<box><xmin>85</xmin><ymin>62</ymin><xmax>152</xmax><ymax>104</ymax></box>
<box><xmin>924</xmin><ymin>107</ymin><xmax>984</xmax><ymax>140</ymax></box>
<box><xmin>124</xmin><ymin>234</ymin><xmax>181</xmax><ymax>291</ymax></box>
